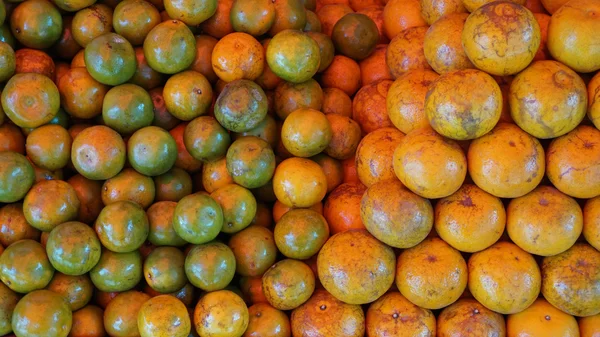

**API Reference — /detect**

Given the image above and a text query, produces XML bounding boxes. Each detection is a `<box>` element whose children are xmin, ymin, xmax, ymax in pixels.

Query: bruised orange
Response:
<box><xmin>589</xmin><ymin>71</ymin><xmax>600</xmax><ymax>130</ymax></box>
<box><xmin>355</xmin><ymin>127</ymin><xmax>404</xmax><ymax>187</ymax></box>
<box><xmin>437</xmin><ymin>298</ymin><xmax>505</xmax><ymax>337</ymax></box>
<box><xmin>274</xmin><ymin>79</ymin><xmax>323</xmax><ymax>120</ymax></box>
<box><xmin>423</xmin><ymin>13</ymin><xmax>474</xmax><ymax>74</ymax></box>
<box><xmin>352</xmin><ymin>79</ymin><xmax>394</xmax><ymax>134</ymax></box>
<box><xmin>463</xmin><ymin>0</ymin><xmax>526</xmax><ymax>12</ymax></box>
<box><xmin>386</xmin><ymin>26</ymin><xmax>431</xmax><ymax>78</ymax></box>
<box><xmin>193</xmin><ymin>290</ymin><xmax>249</xmax><ymax>337</ymax></box>
<box><xmin>357</xmin><ymin>6</ymin><xmax>388</xmax><ymax>44</ymax></box>
<box><xmin>366</xmin><ymin>291</ymin><xmax>436</xmax><ymax>337</ymax></box>
<box><xmin>507</xmin><ymin>298</ymin><xmax>579</xmax><ymax>337</ymax></box>
<box><xmin>421</xmin><ymin>0</ymin><xmax>466</xmax><ymax>24</ymax></box>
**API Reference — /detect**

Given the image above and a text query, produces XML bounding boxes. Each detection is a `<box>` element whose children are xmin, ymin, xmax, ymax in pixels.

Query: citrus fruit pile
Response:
<box><xmin>0</xmin><ymin>0</ymin><xmax>599</xmax><ymax>336</ymax></box>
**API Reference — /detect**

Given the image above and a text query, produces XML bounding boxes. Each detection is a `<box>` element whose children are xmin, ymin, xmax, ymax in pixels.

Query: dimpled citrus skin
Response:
<box><xmin>1</xmin><ymin>72</ymin><xmax>60</xmax><ymax>128</ymax></box>
<box><xmin>11</xmin><ymin>290</ymin><xmax>72</xmax><ymax>337</ymax></box>
<box><xmin>212</xmin><ymin>32</ymin><xmax>264</xmax><ymax>82</ymax></box>
<box><xmin>462</xmin><ymin>1</ymin><xmax>541</xmax><ymax>76</ymax></box>
<box><xmin>273</xmin><ymin>157</ymin><xmax>328</xmax><ymax>208</ymax></box>
<box><xmin>510</xmin><ymin>60</ymin><xmax>587</xmax><ymax>139</ymax></box>
<box><xmin>589</xmin><ymin>72</ymin><xmax>600</xmax><ymax>130</ymax></box>
<box><xmin>266</xmin><ymin>29</ymin><xmax>320</xmax><ymax>83</ymax></box>
<box><xmin>437</xmin><ymin>298</ymin><xmax>506</xmax><ymax>337</ymax></box>
<box><xmin>423</xmin><ymin>13</ymin><xmax>473</xmax><ymax>75</ymax></box>
<box><xmin>507</xmin><ymin>298</ymin><xmax>579</xmax><ymax>337</ymax></box>
<box><xmin>137</xmin><ymin>295</ymin><xmax>191</xmax><ymax>337</ymax></box>
<box><xmin>425</xmin><ymin>69</ymin><xmax>502</xmax><ymax>140</ymax></box>
<box><xmin>366</xmin><ymin>292</ymin><xmax>436</xmax><ymax>337</ymax></box>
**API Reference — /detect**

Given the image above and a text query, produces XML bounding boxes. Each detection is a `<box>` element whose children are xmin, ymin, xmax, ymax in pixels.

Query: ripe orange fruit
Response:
<box><xmin>352</xmin><ymin>79</ymin><xmax>394</xmax><ymax>134</ymax></box>
<box><xmin>421</xmin><ymin>0</ymin><xmax>466</xmax><ymax>24</ymax></box>
<box><xmin>262</xmin><ymin>259</ymin><xmax>316</xmax><ymax>310</ymax></box>
<box><xmin>366</xmin><ymin>292</ymin><xmax>436</xmax><ymax>337</ymax></box>
<box><xmin>268</xmin><ymin>0</ymin><xmax>308</xmax><ymax>36</ymax></box>
<box><xmin>579</xmin><ymin>314</ymin><xmax>600</xmax><ymax>337</ymax></box>
<box><xmin>273</xmin><ymin>157</ymin><xmax>328</xmax><ymax>208</ymax></box>
<box><xmin>324</xmin><ymin>182</ymin><xmax>367</xmax><ymax>234</ymax></box>
<box><xmin>425</xmin><ymin>69</ymin><xmax>502</xmax><ymax>140</ymax></box>
<box><xmin>468</xmin><ymin>242</ymin><xmax>541</xmax><ymax>314</ymax></box>
<box><xmin>316</xmin><ymin>4</ymin><xmax>354</xmax><ymax>37</ymax></box>
<box><xmin>322</xmin><ymin>87</ymin><xmax>353</xmax><ymax>117</ymax></box>
<box><xmin>274</xmin><ymin>79</ymin><xmax>323</xmax><ymax>120</ymax></box>
<box><xmin>386</xmin><ymin>26</ymin><xmax>431</xmax><ymax>78</ymax></box>
<box><xmin>266</xmin><ymin>30</ymin><xmax>321</xmax><ymax>84</ymax></box>
<box><xmin>423</xmin><ymin>13</ymin><xmax>474</xmax><ymax>74</ymax></box>
<box><xmin>357</xmin><ymin>6</ymin><xmax>388</xmax><ymax>44</ymax></box>
<box><xmin>383</xmin><ymin>0</ymin><xmax>428</xmax><ymax>40</ymax></box>
<box><xmin>361</xmin><ymin>179</ymin><xmax>433</xmax><ymax>248</ymax></box>
<box><xmin>532</xmin><ymin>13</ymin><xmax>551</xmax><ymax>61</ymax></box>
<box><xmin>320</xmin><ymin>55</ymin><xmax>362</xmax><ymax>96</ymax></box>
<box><xmin>281</xmin><ymin>108</ymin><xmax>332</xmax><ymax>157</ymax></box>
<box><xmin>468</xmin><ymin>123</ymin><xmax>545</xmax><ymax>198</ymax></box>
<box><xmin>355</xmin><ymin>127</ymin><xmax>405</xmax><ymax>187</ymax></box>
<box><xmin>463</xmin><ymin>0</ymin><xmax>526</xmax><ymax>12</ymax></box>
<box><xmin>194</xmin><ymin>290</ymin><xmax>249</xmax><ymax>337</ymax></box>
<box><xmin>540</xmin><ymin>0</ymin><xmax>569</xmax><ymax>13</ymax></box>
<box><xmin>435</xmin><ymin>184</ymin><xmax>506</xmax><ymax>253</ymax></box>
<box><xmin>507</xmin><ymin>185</ymin><xmax>583</xmax><ymax>256</ymax></box>
<box><xmin>244</xmin><ymin>303</ymin><xmax>291</xmax><ymax>337</ymax></box>
<box><xmin>584</xmin><ymin>197</ymin><xmax>600</xmax><ymax>251</ymax></box>
<box><xmin>387</xmin><ymin>69</ymin><xmax>439</xmax><ymax>134</ymax></box>
<box><xmin>510</xmin><ymin>60</ymin><xmax>587</xmax><ymax>139</ymax></box>
<box><xmin>317</xmin><ymin>229</ymin><xmax>395</xmax><ymax>304</ymax></box>
<box><xmin>462</xmin><ymin>1</ymin><xmax>541</xmax><ymax>76</ymax></box>
<box><xmin>546</xmin><ymin>125</ymin><xmax>600</xmax><ymax>199</ymax></box>
<box><xmin>393</xmin><ymin>127</ymin><xmax>467</xmax><ymax>199</ymax></box>
<box><xmin>507</xmin><ymin>298</ymin><xmax>579</xmax><ymax>337</ymax></box>
<box><xmin>274</xmin><ymin>208</ymin><xmax>329</xmax><ymax>260</ymax></box>
<box><xmin>272</xmin><ymin>199</ymin><xmax>323</xmax><ymax>223</ymax></box>
<box><xmin>547</xmin><ymin>0</ymin><xmax>600</xmax><ymax>73</ymax></box>
<box><xmin>437</xmin><ymin>298</ymin><xmax>506</xmax><ymax>337</ymax></box>
<box><xmin>211</xmin><ymin>32</ymin><xmax>264</xmax><ymax>82</ymax></box>
<box><xmin>291</xmin><ymin>289</ymin><xmax>365</xmax><ymax>337</ymax></box>
<box><xmin>541</xmin><ymin>243</ymin><xmax>600</xmax><ymax>317</ymax></box>
<box><xmin>324</xmin><ymin>114</ymin><xmax>362</xmax><ymax>160</ymax></box>
<box><xmin>359</xmin><ymin>44</ymin><xmax>393</xmax><ymax>86</ymax></box>
<box><xmin>589</xmin><ymin>71</ymin><xmax>600</xmax><ymax>130</ymax></box>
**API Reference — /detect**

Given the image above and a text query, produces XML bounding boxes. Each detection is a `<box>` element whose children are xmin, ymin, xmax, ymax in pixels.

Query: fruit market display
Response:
<box><xmin>0</xmin><ymin>0</ymin><xmax>599</xmax><ymax>336</ymax></box>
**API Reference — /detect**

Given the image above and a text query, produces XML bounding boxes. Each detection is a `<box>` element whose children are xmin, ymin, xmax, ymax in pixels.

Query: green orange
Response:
<box><xmin>215</xmin><ymin>79</ymin><xmax>268</xmax><ymax>132</ymax></box>
<box><xmin>226</xmin><ymin>136</ymin><xmax>276</xmax><ymax>189</ymax></box>
<box><xmin>163</xmin><ymin>70</ymin><xmax>213</xmax><ymax>121</ymax></box>
<box><xmin>183</xmin><ymin>116</ymin><xmax>231</xmax><ymax>162</ymax></box>
<box><xmin>23</xmin><ymin>179</ymin><xmax>80</xmax><ymax>232</ymax></box>
<box><xmin>113</xmin><ymin>0</ymin><xmax>162</xmax><ymax>45</ymax></box>
<box><xmin>147</xmin><ymin>201</ymin><xmax>187</xmax><ymax>247</ymax></box>
<box><xmin>274</xmin><ymin>209</ymin><xmax>329</xmax><ymax>260</ymax></box>
<box><xmin>211</xmin><ymin>183</ymin><xmax>257</xmax><ymax>234</ymax></box>
<box><xmin>85</xmin><ymin>33</ymin><xmax>137</xmax><ymax>86</ymax></box>
<box><xmin>10</xmin><ymin>0</ymin><xmax>63</xmax><ymax>49</ymax></box>
<box><xmin>0</xmin><ymin>152</ymin><xmax>35</xmax><ymax>203</ymax></box>
<box><xmin>46</xmin><ymin>221</ymin><xmax>101</xmax><ymax>276</ymax></box>
<box><xmin>331</xmin><ymin>13</ymin><xmax>379</xmax><ymax>60</ymax></box>
<box><xmin>25</xmin><ymin>124</ymin><xmax>72</xmax><ymax>171</ymax></box>
<box><xmin>164</xmin><ymin>0</ymin><xmax>217</xmax><ymax>26</ymax></box>
<box><xmin>90</xmin><ymin>249</ymin><xmax>142</xmax><ymax>292</ymax></box>
<box><xmin>71</xmin><ymin>125</ymin><xmax>127</xmax><ymax>180</ymax></box>
<box><xmin>128</xmin><ymin>126</ymin><xmax>178</xmax><ymax>176</ymax></box>
<box><xmin>1</xmin><ymin>72</ymin><xmax>60</xmax><ymax>128</ymax></box>
<box><xmin>267</xmin><ymin>29</ymin><xmax>320</xmax><ymax>83</ymax></box>
<box><xmin>143</xmin><ymin>20</ymin><xmax>196</xmax><ymax>74</ymax></box>
<box><xmin>95</xmin><ymin>201</ymin><xmax>149</xmax><ymax>253</ymax></box>
<box><xmin>11</xmin><ymin>290</ymin><xmax>72</xmax><ymax>337</ymax></box>
<box><xmin>102</xmin><ymin>84</ymin><xmax>154</xmax><ymax>134</ymax></box>
<box><xmin>0</xmin><ymin>41</ymin><xmax>14</xmax><ymax>82</ymax></box>
<box><xmin>173</xmin><ymin>193</ymin><xmax>224</xmax><ymax>244</ymax></box>
<box><xmin>185</xmin><ymin>241</ymin><xmax>236</xmax><ymax>291</ymax></box>
<box><xmin>45</xmin><ymin>272</ymin><xmax>94</xmax><ymax>311</ymax></box>
<box><xmin>104</xmin><ymin>291</ymin><xmax>151</xmax><ymax>337</ymax></box>
<box><xmin>144</xmin><ymin>246</ymin><xmax>187</xmax><ymax>293</ymax></box>
<box><xmin>0</xmin><ymin>239</ymin><xmax>54</xmax><ymax>293</ymax></box>
<box><xmin>138</xmin><ymin>294</ymin><xmax>191</xmax><ymax>337</ymax></box>
<box><xmin>262</xmin><ymin>259</ymin><xmax>315</xmax><ymax>310</ymax></box>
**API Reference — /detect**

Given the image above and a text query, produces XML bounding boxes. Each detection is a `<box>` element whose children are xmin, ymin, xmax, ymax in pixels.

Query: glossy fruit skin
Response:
<box><xmin>366</xmin><ymin>291</ymin><xmax>436</xmax><ymax>337</ymax></box>
<box><xmin>462</xmin><ymin>1</ymin><xmax>541</xmax><ymax>76</ymax></box>
<box><xmin>23</xmin><ymin>179</ymin><xmax>80</xmax><ymax>232</ymax></box>
<box><xmin>274</xmin><ymin>209</ymin><xmax>329</xmax><ymax>259</ymax></box>
<box><xmin>144</xmin><ymin>20</ymin><xmax>196</xmax><ymax>74</ymax></box>
<box><xmin>147</xmin><ymin>201</ymin><xmax>187</xmax><ymax>247</ymax></box>
<box><xmin>101</xmin><ymin>168</ymin><xmax>156</xmax><ymax>208</ymax></box>
<box><xmin>71</xmin><ymin>125</ymin><xmax>127</xmax><ymax>180</ymax></box>
<box><xmin>541</xmin><ymin>243</ymin><xmax>600</xmax><ymax>317</ymax></box>
<box><xmin>173</xmin><ymin>193</ymin><xmax>223</xmax><ymax>244</ymax></box>
<box><xmin>102</xmin><ymin>84</ymin><xmax>154</xmax><ymax>134</ymax></box>
<box><xmin>215</xmin><ymin>79</ymin><xmax>268</xmax><ymax>132</ymax></box>
<box><xmin>274</xmin><ymin>78</ymin><xmax>323</xmax><ymax>120</ymax></box>
<box><xmin>355</xmin><ymin>127</ymin><xmax>405</xmax><ymax>187</ymax></box>
<box><xmin>12</xmin><ymin>290</ymin><xmax>72</xmax><ymax>337</ymax></box>
<box><xmin>291</xmin><ymin>289</ymin><xmax>365</xmax><ymax>337</ymax></box>
<box><xmin>211</xmin><ymin>31</ymin><xmax>264</xmax><ymax>82</ymax></box>
<box><xmin>85</xmin><ymin>33</ymin><xmax>137</xmax><ymax>86</ymax></box>
<box><xmin>0</xmin><ymin>281</ymin><xmax>19</xmax><ymax>336</ymax></box>
<box><xmin>282</xmin><ymin>108</ymin><xmax>333</xmax><ymax>158</ymax></box>
<box><xmin>244</xmin><ymin>302</ymin><xmax>291</xmax><ymax>337</ymax></box>
<box><xmin>104</xmin><ymin>291</ymin><xmax>151</xmax><ymax>337</ymax></box>
<box><xmin>437</xmin><ymin>298</ymin><xmax>506</xmax><ymax>337</ymax></box>
<box><xmin>507</xmin><ymin>298</ymin><xmax>579</xmax><ymax>337</ymax></box>
<box><xmin>89</xmin><ymin>249</ymin><xmax>142</xmax><ymax>292</ymax></box>
<box><xmin>26</xmin><ymin>124</ymin><xmax>72</xmax><ymax>171</ymax></box>
<box><xmin>46</xmin><ymin>221</ymin><xmax>101</xmax><ymax>276</ymax></box>
<box><xmin>10</xmin><ymin>0</ymin><xmax>63</xmax><ymax>49</ymax></box>
<box><xmin>95</xmin><ymin>201</ymin><xmax>149</xmax><ymax>253</ymax></box>
<box><xmin>262</xmin><ymin>259</ymin><xmax>316</xmax><ymax>310</ymax></box>
<box><xmin>128</xmin><ymin>126</ymin><xmax>178</xmax><ymax>176</ymax></box>
<box><xmin>154</xmin><ymin>167</ymin><xmax>192</xmax><ymax>202</ymax></box>
<box><xmin>469</xmin><ymin>242</ymin><xmax>541</xmax><ymax>314</ymax></box>
<box><xmin>184</xmin><ymin>116</ymin><xmax>231</xmax><ymax>162</ymax></box>
<box><xmin>0</xmin><ymin>239</ymin><xmax>54</xmax><ymax>293</ymax></box>
<box><xmin>72</xmin><ymin>4</ymin><xmax>113</xmax><ymax>48</ymax></box>
<box><xmin>332</xmin><ymin>13</ymin><xmax>379</xmax><ymax>60</ymax></box>
<box><xmin>229</xmin><ymin>226</ymin><xmax>277</xmax><ymax>277</ymax></box>
<box><xmin>211</xmin><ymin>183</ymin><xmax>257</xmax><ymax>234</ymax></box>
<box><xmin>138</xmin><ymin>294</ymin><xmax>191</xmax><ymax>337</ymax></box>
<box><xmin>69</xmin><ymin>305</ymin><xmax>105</xmax><ymax>337</ymax></box>
<box><xmin>226</xmin><ymin>136</ymin><xmax>276</xmax><ymax>189</ymax></box>
<box><xmin>0</xmin><ymin>152</ymin><xmax>34</xmax><ymax>203</ymax></box>
<box><xmin>267</xmin><ymin>29</ymin><xmax>320</xmax><ymax>83</ymax></box>
<box><xmin>386</xmin><ymin>26</ymin><xmax>431</xmax><ymax>78</ymax></box>
<box><xmin>143</xmin><ymin>246</ymin><xmax>186</xmax><ymax>293</ymax></box>
<box><xmin>1</xmin><ymin>72</ymin><xmax>60</xmax><ymax>128</ymax></box>
<box><xmin>0</xmin><ymin>41</ymin><xmax>14</xmax><ymax>82</ymax></box>
<box><xmin>113</xmin><ymin>0</ymin><xmax>161</xmax><ymax>46</ymax></box>
<box><xmin>230</xmin><ymin>0</ymin><xmax>276</xmax><ymax>36</ymax></box>
<box><xmin>58</xmin><ymin>67</ymin><xmax>109</xmax><ymax>119</ymax></box>
<box><xmin>0</xmin><ymin>203</ymin><xmax>40</xmax><ymax>248</ymax></box>
<box><xmin>194</xmin><ymin>290</ymin><xmax>249</xmax><ymax>337</ymax></box>
<box><xmin>164</xmin><ymin>0</ymin><xmax>216</xmax><ymax>26</ymax></box>
<box><xmin>163</xmin><ymin>70</ymin><xmax>212</xmax><ymax>121</ymax></box>
<box><xmin>45</xmin><ymin>272</ymin><xmax>94</xmax><ymax>311</ymax></box>
<box><xmin>185</xmin><ymin>241</ymin><xmax>236</xmax><ymax>291</ymax></box>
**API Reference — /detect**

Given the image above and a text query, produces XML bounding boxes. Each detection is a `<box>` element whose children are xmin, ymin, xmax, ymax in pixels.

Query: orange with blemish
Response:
<box><xmin>311</xmin><ymin>153</ymin><xmax>344</xmax><ymax>194</ymax></box>
<box><xmin>321</xmin><ymin>87</ymin><xmax>353</xmax><ymax>117</ymax></box>
<box><xmin>463</xmin><ymin>0</ymin><xmax>526</xmax><ymax>12</ymax></box>
<box><xmin>201</xmin><ymin>157</ymin><xmax>233</xmax><ymax>193</ymax></box>
<box><xmin>262</xmin><ymin>259</ymin><xmax>316</xmax><ymax>310</ymax></box>
<box><xmin>437</xmin><ymin>298</ymin><xmax>506</xmax><ymax>337</ymax></box>
<box><xmin>366</xmin><ymin>292</ymin><xmax>436</xmax><ymax>337</ymax></box>
<box><xmin>352</xmin><ymin>79</ymin><xmax>394</xmax><ymax>134</ymax></box>
<box><xmin>435</xmin><ymin>184</ymin><xmax>506</xmax><ymax>253</ymax></box>
<box><xmin>324</xmin><ymin>114</ymin><xmax>362</xmax><ymax>160</ymax></box>
<box><xmin>386</xmin><ymin>26</ymin><xmax>431</xmax><ymax>78</ymax></box>
<box><xmin>546</xmin><ymin>125</ymin><xmax>600</xmax><ymax>199</ymax></box>
<box><xmin>355</xmin><ymin>127</ymin><xmax>405</xmax><ymax>187</ymax></box>
<box><xmin>324</xmin><ymin>182</ymin><xmax>367</xmax><ymax>234</ymax></box>
<box><xmin>383</xmin><ymin>0</ymin><xmax>428</xmax><ymax>40</ymax></box>
<box><xmin>462</xmin><ymin>1</ymin><xmax>541</xmax><ymax>76</ymax></box>
<box><xmin>211</xmin><ymin>32</ymin><xmax>265</xmax><ymax>83</ymax></box>
<box><xmin>507</xmin><ymin>298</ymin><xmax>579</xmax><ymax>337</ymax></box>
<box><xmin>468</xmin><ymin>123</ymin><xmax>545</xmax><ymax>198</ymax></box>
<box><xmin>584</xmin><ymin>197</ymin><xmax>600</xmax><ymax>251</ymax></box>
<box><xmin>361</xmin><ymin>179</ymin><xmax>433</xmax><ymax>248</ymax></box>
<box><xmin>420</xmin><ymin>0</ymin><xmax>467</xmax><ymax>25</ymax></box>
<box><xmin>393</xmin><ymin>127</ymin><xmax>467</xmax><ymax>199</ymax></box>
<box><xmin>423</xmin><ymin>13</ymin><xmax>474</xmax><ymax>74</ymax></box>
<box><xmin>357</xmin><ymin>6</ymin><xmax>388</xmax><ymax>44</ymax></box>
<box><xmin>387</xmin><ymin>69</ymin><xmax>439</xmax><ymax>134</ymax></box>
<box><xmin>588</xmin><ymin>71</ymin><xmax>600</xmax><ymax>130</ymax></box>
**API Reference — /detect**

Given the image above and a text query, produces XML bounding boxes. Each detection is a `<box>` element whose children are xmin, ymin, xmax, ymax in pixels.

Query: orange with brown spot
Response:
<box><xmin>386</xmin><ymin>26</ymin><xmax>431</xmax><ymax>78</ymax></box>
<box><xmin>321</xmin><ymin>87</ymin><xmax>353</xmax><ymax>117</ymax></box>
<box><xmin>355</xmin><ymin>127</ymin><xmax>405</xmax><ymax>187</ymax></box>
<box><xmin>584</xmin><ymin>197</ymin><xmax>600</xmax><ymax>251</ymax></box>
<box><xmin>507</xmin><ymin>298</ymin><xmax>579</xmax><ymax>337</ymax></box>
<box><xmin>366</xmin><ymin>292</ymin><xmax>436</xmax><ymax>337</ymax></box>
<box><xmin>352</xmin><ymin>79</ymin><xmax>394</xmax><ymax>134</ymax></box>
<box><xmin>324</xmin><ymin>114</ymin><xmax>362</xmax><ymax>160</ymax></box>
<box><xmin>423</xmin><ymin>13</ymin><xmax>474</xmax><ymax>74</ymax></box>
<box><xmin>262</xmin><ymin>259</ymin><xmax>316</xmax><ymax>310</ymax></box>
<box><xmin>532</xmin><ymin>13</ymin><xmax>550</xmax><ymax>61</ymax></box>
<box><xmin>420</xmin><ymin>0</ymin><xmax>466</xmax><ymax>25</ymax></box>
<box><xmin>211</xmin><ymin>32</ymin><xmax>264</xmax><ymax>82</ymax></box>
<box><xmin>437</xmin><ymin>298</ymin><xmax>506</xmax><ymax>337</ymax></box>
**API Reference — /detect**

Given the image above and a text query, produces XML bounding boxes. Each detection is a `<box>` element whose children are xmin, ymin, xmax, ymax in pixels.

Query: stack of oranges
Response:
<box><xmin>0</xmin><ymin>0</ymin><xmax>599</xmax><ymax>336</ymax></box>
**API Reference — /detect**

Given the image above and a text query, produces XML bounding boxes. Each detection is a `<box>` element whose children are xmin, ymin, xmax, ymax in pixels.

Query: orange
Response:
<box><xmin>579</xmin><ymin>314</ymin><xmax>600</xmax><ymax>337</ymax></box>
<box><xmin>101</xmin><ymin>168</ymin><xmax>155</xmax><ymax>209</ymax></box>
<box><xmin>274</xmin><ymin>79</ymin><xmax>323</xmax><ymax>120</ymax></box>
<box><xmin>421</xmin><ymin>0</ymin><xmax>466</xmax><ymax>24</ymax></box>
<box><xmin>323</xmin><ymin>182</ymin><xmax>366</xmax><ymax>234</ymax></box>
<box><xmin>317</xmin><ymin>229</ymin><xmax>395</xmax><ymax>304</ymax></box>
<box><xmin>306</xmin><ymin>32</ymin><xmax>336</xmax><ymax>72</ymax></box>
<box><xmin>355</xmin><ymin>127</ymin><xmax>405</xmax><ymax>187</ymax></box>
<box><xmin>507</xmin><ymin>185</ymin><xmax>583</xmax><ymax>256</ymax></box>
<box><xmin>462</xmin><ymin>1</ymin><xmax>541</xmax><ymax>76</ymax></box>
<box><xmin>201</xmin><ymin>157</ymin><xmax>234</xmax><ymax>193</ymax></box>
<box><xmin>342</xmin><ymin>157</ymin><xmax>360</xmax><ymax>184</ymax></box>
<box><xmin>463</xmin><ymin>0</ymin><xmax>526</xmax><ymax>12</ymax></box>
<box><xmin>0</xmin><ymin>203</ymin><xmax>41</xmax><ymax>247</ymax></box>
<box><xmin>468</xmin><ymin>123</ymin><xmax>545</xmax><ymax>198</ymax></box>
<box><xmin>540</xmin><ymin>0</ymin><xmax>569</xmax><ymax>13</ymax></box>
<box><xmin>331</xmin><ymin>13</ymin><xmax>379</xmax><ymax>60</ymax></box>
<box><xmin>526</xmin><ymin>0</ymin><xmax>547</xmax><ymax>12</ymax></box>
<box><xmin>138</xmin><ymin>295</ymin><xmax>191</xmax><ymax>337</ymax></box>
<box><xmin>383</xmin><ymin>0</ymin><xmax>428</xmax><ymax>40</ymax></box>
<box><xmin>199</xmin><ymin>0</ymin><xmax>234</xmax><ymax>38</ymax></box>
<box><xmin>0</xmin><ymin>124</ymin><xmax>25</xmax><ymax>154</ymax></box>
<box><xmin>532</xmin><ymin>13</ymin><xmax>551</xmax><ymax>61</ymax></box>
<box><xmin>359</xmin><ymin>44</ymin><xmax>393</xmax><ymax>86</ymax></box>
<box><xmin>58</xmin><ymin>67</ymin><xmax>108</xmax><ymax>119</ymax></box>
<box><xmin>26</xmin><ymin>124</ymin><xmax>72</xmax><ymax>171</ymax></box>
<box><xmin>273</xmin><ymin>157</ymin><xmax>328</xmax><ymax>208</ymax></box>
<box><xmin>547</xmin><ymin>0</ymin><xmax>600</xmax><ymax>73</ymax></box>
<box><xmin>437</xmin><ymin>298</ymin><xmax>506</xmax><ymax>337</ymax></box>
<box><xmin>393</xmin><ymin>127</ymin><xmax>467</xmax><ymax>199</ymax></box>
<box><xmin>189</xmin><ymin>35</ymin><xmax>219</xmax><ymax>84</ymax></box>
<box><xmin>386</xmin><ymin>26</ymin><xmax>431</xmax><ymax>78</ymax></box>
<box><xmin>13</xmin><ymin>48</ymin><xmax>53</xmax><ymax>80</ymax></box>
<box><xmin>589</xmin><ymin>71</ymin><xmax>600</xmax><ymax>130</ymax></box>
<box><xmin>366</xmin><ymin>292</ymin><xmax>436</xmax><ymax>337</ymax></box>
<box><xmin>291</xmin><ymin>289</ymin><xmax>365</xmax><ymax>337</ymax></box>
<box><xmin>23</xmin><ymin>179</ymin><xmax>80</xmax><ymax>232</ymax></box>
<box><xmin>240</xmin><ymin>276</ymin><xmax>269</xmax><ymax>305</ymax></box>
<box><xmin>193</xmin><ymin>290</ymin><xmax>249</xmax><ymax>337</ymax></box>
<box><xmin>423</xmin><ymin>13</ymin><xmax>474</xmax><ymax>74</ymax></box>
<box><xmin>267</xmin><ymin>30</ymin><xmax>321</xmax><ymax>84</ymax></box>
<box><xmin>310</xmin><ymin>153</ymin><xmax>344</xmax><ymax>193</ymax></box>
<box><xmin>546</xmin><ymin>125</ymin><xmax>600</xmax><ymax>199</ymax></box>
<box><xmin>468</xmin><ymin>242</ymin><xmax>541</xmax><ymax>314</ymax></box>
<box><xmin>211</xmin><ymin>32</ymin><xmax>264</xmax><ymax>82</ymax></box>
<box><xmin>230</xmin><ymin>0</ymin><xmax>276</xmax><ymax>36</ymax></box>
<box><xmin>316</xmin><ymin>4</ymin><xmax>354</xmax><ymax>37</ymax></box>
<box><xmin>584</xmin><ymin>197</ymin><xmax>600</xmax><ymax>251</ymax></box>
<box><xmin>425</xmin><ymin>69</ymin><xmax>502</xmax><ymax>140</ymax></box>
<box><xmin>164</xmin><ymin>0</ymin><xmax>216</xmax><ymax>26</ymax></box>
<box><xmin>262</xmin><ymin>259</ymin><xmax>316</xmax><ymax>310</ymax></box>
<box><xmin>324</xmin><ymin>114</ymin><xmax>362</xmax><ymax>160</ymax></box>
<box><xmin>69</xmin><ymin>305</ymin><xmax>105</xmax><ymax>337</ymax></box>
<box><xmin>71</xmin><ymin>125</ymin><xmax>127</xmax><ymax>180</ymax></box>
<box><xmin>357</xmin><ymin>6</ymin><xmax>388</xmax><ymax>44</ymax></box>
<box><xmin>507</xmin><ymin>298</ymin><xmax>579</xmax><ymax>337</ymax></box>
<box><xmin>274</xmin><ymin>208</ymin><xmax>329</xmax><ymax>259</ymax></box>
<box><xmin>361</xmin><ymin>179</ymin><xmax>433</xmax><ymax>248</ymax></box>
<box><xmin>244</xmin><ymin>303</ymin><xmax>291</xmax><ymax>337</ymax></box>
<box><xmin>1</xmin><ymin>73</ymin><xmax>60</xmax><ymax>128</ymax></box>
<box><xmin>169</xmin><ymin>123</ymin><xmax>204</xmax><ymax>173</ymax></box>
<box><xmin>272</xmin><ymin>200</ymin><xmax>324</xmax><ymax>223</ymax></box>
<box><xmin>510</xmin><ymin>60</ymin><xmax>587</xmax><ymax>139</ymax></box>
<box><xmin>229</xmin><ymin>226</ymin><xmax>277</xmax><ymax>277</ymax></box>
<box><xmin>281</xmin><ymin>108</ymin><xmax>332</xmax><ymax>157</ymax></box>
<box><xmin>320</xmin><ymin>55</ymin><xmax>362</xmax><ymax>96</ymax></box>
<box><xmin>435</xmin><ymin>184</ymin><xmax>506</xmax><ymax>253</ymax></box>
<box><xmin>268</xmin><ymin>0</ymin><xmax>308</xmax><ymax>36</ymax></box>
<box><xmin>387</xmin><ymin>69</ymin><xmax>439</xmax><ymax>134</ymax></box>
<box><xmin>396</xmin><ymin>237</ymin><xmax>467</xmax><ymax>309</ymax></box>
<box><xmin>541</xmin><ymin>243</ymin><xmax>600</xmax><ymax>317</ymax></box>
<box><xmin>350</xmin><ymin>0</ymin><xmax>385</xmax><ymax>11</ymax></box>
<box><xmin>352</xmin><ymin>79</ymin><xmax>394</xmax><ymax>134</ymax></box>
<box><xmin>163</xmin><ymin>70</ymin><xmax>213</xmax><ymax>122</ymax></box>
<box><xmin>211</xmin><ymin>183</ymin><xmax>257</xmax><ymax>234</ymax></box>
